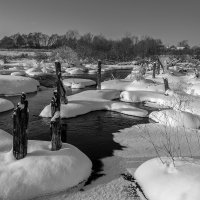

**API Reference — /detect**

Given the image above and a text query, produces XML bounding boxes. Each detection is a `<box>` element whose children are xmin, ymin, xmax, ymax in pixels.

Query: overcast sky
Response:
<box><xmin>0</xmin><ymin>0</ymin><xmax>199</xmax><ymax>46</ymax></box>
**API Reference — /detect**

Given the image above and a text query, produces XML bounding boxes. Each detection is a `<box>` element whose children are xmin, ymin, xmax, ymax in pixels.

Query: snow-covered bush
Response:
<box><xmin>50</xmin><ymin>46</ymin><xmax>79</xmax><ymax>64</ymax></box>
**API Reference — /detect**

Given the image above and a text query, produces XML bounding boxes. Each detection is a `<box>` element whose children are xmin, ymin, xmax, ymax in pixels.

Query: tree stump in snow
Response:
<box><xmin>195</xmin><ymin>69</ymin><xmax>199</xmax><ymax>78</ymax></box>
<box><xmin>50</xmin><ymin>115</ymin><xmax>62</xmax><ymax>151</ymax></box>
<box><xmin>163</xmin><ymin>78</ymin><xmax>169</xmax><ymax>91</ymax></box>
<box><xmin>55</xmin><ymin>61</ymin><xmax>68</xmax><ymax>104</ymax></box>
<box><xmin>50</xmin><ymin>90</ymin><xmax>62</xmax><ymax>151</ymax></box>
<box><xmin>156</xmin><ymin>62</ymin><xmax>160</xmax><ymax>75</ymax></box>
<box><xmin>152</xmin><ymin>62</ymin><xmax>156</xmax><ymax>78</ymax></box>
<box><xmin>97</xmin><ymin>60</ymin><xmax>102</xmax><ymax>90</ymax></box>
<box><xmin>13</xmin><ymin>92</ymin><xmax>29</xmax><ymax>160</ymax></box>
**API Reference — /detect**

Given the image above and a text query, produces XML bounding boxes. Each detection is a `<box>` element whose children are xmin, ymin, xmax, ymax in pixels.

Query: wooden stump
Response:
<box><xmin>97</xmin><ymin>60</ymin><xmax>102</xmax><ymax>90</ymax></box>
<box><xmin>55</xmin><ymin>61</ymin><xmax>68</xmax><ymax>104</ymax></box>
<box><xmin>163</xmin><ymin>78</ymin><xmax>169</xmax><ymax>91</ymax></box>
<box><xmin>50</xmin><ymin>61</ymin><xmax>69</xmax><ymax>150</ymax></box>
<box><xmin>152</xmin><ymin>62</ymin><xmax>156</xmax><ymax>78</ymax></box>
<box><xmin>50</xmin><ymin>116</ymin><xmax>62</xmax><ymax>151</ymax></box>
<box><xmin>156</xmin><ymin>62</ymin><xmax>160</xmax><ymax>75</ymax></box>
<box><xmin>13</xmin><ymin>93</ymin><xmax>29</xmax><ymax>160</ymax></box>
<box><xmin>50</xmin><ymin>90</ymin><xmax>62</xmax><ymax>151</ymax></box>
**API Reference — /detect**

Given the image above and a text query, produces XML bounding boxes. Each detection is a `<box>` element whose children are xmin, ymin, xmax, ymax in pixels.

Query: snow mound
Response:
<box><xmin>0</xmin><ymin>98</ymin><xmax>14</xmax><ymax>112</ymax></box>
<box><xmin>0</xmin><ymin>129</ymin><xmax>92</xmax><ymax>200</ymax></box>
<box><xmin>134</xmin><ymin>157</ymin><xmax>200</xmax><ymax>200</ymax></box>
<box><xmin>101</xmin><ymin>79</ymin><xmax>164</xmax><ymax>92</ymax></box>
<box><xmin>120</xmin><ymin>90</ymin><xmax>200</xmax><ymax>116</ymax></box>
<box><xmin>113</xmin><ymin>123</ymin><xmax>200</xmax><ymax>158</ymax></box>
<box><xmin>88</xmin><ymin>69</ymin><xmax>97</xmax><ymax>74</ymax></box>
<box><xmin>63</xmin><ymin>78</ymin><xmax>96</xmax><ymax>88</ymax></box>
<box><xmin>186</xmin><ymin>83</ymin><xmax>200</xmax><ymax>96</ymax></box>
<box><xmin>144</xmin><ymin>72</ymin><xmax>191</xmax><ymax>91</ymax></box>
<box><xmin>10</xmin><ymin>71</ymin><xmax>26</xmax><ymax>76</ymax></box>
<box><xmin>66</xmin><ymin>68</ymin><xmax>84</xmax><ymax>75</ymax></box>
<box><xmin>150</xmin><ymin>110</ymin><xmax>200</xmax><ymax>129</ymax></box>
<box><xmin>25</xmin><ymin>67</ymin><xmax>45</xmax><ymax>77</ymax></box>
<box><xmin>0</xmin><ymin>75</ymin><xmax>39</xmax><ymax>95</ymax></box>
<box><xmin>120</xmin><ymin>90</ymin><xmax>171</xmax><ymax>106</ymax></box>
<box><xmin>40</xmin><ymin>90</ymin><xmax>148</xmax><ymax>118</ymax></box>
<box><xmin>21</xmin><ymin>59</ymin><xmax>38</xmax><ymax>68</ymax></box>
<box><xmin>71</xmin><ymin>82</ymin><xmax>85</xmax><ymax>89</ymax></box>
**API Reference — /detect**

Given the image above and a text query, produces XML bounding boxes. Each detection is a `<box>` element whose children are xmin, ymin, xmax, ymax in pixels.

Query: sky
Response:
<box><xmin>0</xmin><ymin>0</ymin><xmax>199</xmax><ymax>46</ymax></box>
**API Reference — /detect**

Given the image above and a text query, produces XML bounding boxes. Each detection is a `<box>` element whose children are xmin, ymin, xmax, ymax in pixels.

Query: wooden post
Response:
<box><xmin>55</xmin><ymin>61</ymin><xmax>68</xmax><ymax>104</ymax></box>
<box><xmin>13</xmin><ymin>92</ymin><xmax>29</xmax><ymax>160</ymax></box>
<box><xmin>97</xmin><ymin>60</ymin><xmax>102</xmax><ymax>90</ymax></box>
<box><xmin>152</xmin><ymin>62</ymin><xmax>156</xmax><ymax>78</ymax></box>
<box><xmin>50</xmin><ymin>61</ymin><xmax>69</xmax><ymax>150</ymax></box>
<box><xmin>50</xmin><ymin>116</ymin><xmax>62</xmax><ymax>151</ymax></box>
<box><xmin>195</xmin><ymin>69</ymin><xmax>199</xmax><ymax>78</ymax></box>
<box><xmin>163</xmin><ymin>78</ymin><xmax>169</xmax><ymax>91</ymax></box>
<box><xmin>156</xmin><ymin>62</ymin><xmax>160</xmax><ymax>75</ymax></box>
<box><xmin>50</xmin><ymin>90</ymin><xmax>62</xmax><ymax>151</ymax></box>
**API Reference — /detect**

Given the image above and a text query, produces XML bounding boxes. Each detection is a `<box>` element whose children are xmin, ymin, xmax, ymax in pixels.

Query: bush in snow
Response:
<box><xmin>50</xmin><ymin>46</ymin><xmax>79</xmax><ymax>65</ymax></box>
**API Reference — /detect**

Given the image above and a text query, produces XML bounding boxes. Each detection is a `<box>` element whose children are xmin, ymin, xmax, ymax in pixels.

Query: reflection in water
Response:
<box><xmin>61</xmin><ymin>123</ymin><xmax>68</xmax><ymax>143</ymax></box>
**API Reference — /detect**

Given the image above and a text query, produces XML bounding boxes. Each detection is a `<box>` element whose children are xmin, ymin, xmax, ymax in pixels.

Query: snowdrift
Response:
<box><xmin>150</xmin><ymin>109</ymin><xmax>200</xmax><ymax>129</ymax></box>
<box><xmin>0</xmin><ymin>129</ymin><xmax>92</xmax><ymax>200</ymax></box>
<box><xmin>40</xmin><ymin>90</ymin><xmax>148</xmax><ymax>118</ymax></box>
<box><xmin>0</xmin><ymin>75</ymin><xmax>39</xmax><ymax>95</ymax></box>
<box><xmin>0</xmin><ymin>98</ymin><xmax>14</xmax><ymax>112</ymax></box>
<box><xmin>134</xmin><ymin>157</ymin><xmax>200</xmax><ymax>200</ymax></box>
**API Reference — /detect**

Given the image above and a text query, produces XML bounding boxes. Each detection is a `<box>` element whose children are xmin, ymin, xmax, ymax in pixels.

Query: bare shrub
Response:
<box><xmin>34</xmin><ymin>52</ymin><xmax>49</xmax><ymax>62</ymax></box>
<box><xmin>50</xmin><ymin>46</ymin><xmax>78</xmax><ymax>64</ymax></box>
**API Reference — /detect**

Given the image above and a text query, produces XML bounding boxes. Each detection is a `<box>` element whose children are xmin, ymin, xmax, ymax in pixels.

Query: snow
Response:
<box><xmin>111</xmin><ymin>121</ymin><xmax>200</xmax><ymax>200</ymax></box>
<box><xmin>134</xmin><ymin>157</ymin><xmax>200</xmax><ymax>200</ymax></box>
<box><xmin>186</xmin><ymin>83</ymin><xmax>200</xmax><ymax>96</ymax></box>
<box><xmin>63</xmin><ymin>78</ymin><xmax>96</xmax><ymax>89</ymax></box>
<box><xmin>120</xmin><ymin>90</ymin><xmax>172</xmax><ymax>107</ymax></box>
<box><xmin>0</xmin><ymin>129</ymin><xmax>92</xmax><ymax>200</ymax></box>
<box><xmin>106</xmin><ymin>64</ymin><xmax>136</xmax><ymax>70</ymax></box>
<box><xmin>143</xmin><ymin>72</ymin><xmax>189</xmax><ymax>90</ymax></box>
<box><xmin>40</xmin><ymin>90</ymin><xmax>148</xmax><ymax>118</ymax></box>
<box><xmin>25</xmin><ymin>67</ymin><xmax>45</xmax><ymax>77</ymax></box>
<box><xmin>88</xmin><ymin>69</ymin><xmax>97</xmax><ymax>74</ymax></box>
<box><xmin>112</xmin><ymin>122</ymin><xmax>200</xmax><ymax>200</ymax></box>
<box><xmin>0</xmin><ymin>75</ymin><xmax>39</xmax><ymax>95</ymax></box>
<box><xmin>0</xmin><ymin>98</ymin><xmax>14</xmax><ymax>112</ymax></box>
<box><xmin>120</xmin><ymin>90</ymin><xmax>200</xmax><ymax>116</ymax></box>
<box><xmin>101</xmin><ymin>79</ymin><xmax>164</xmax><ymax>92</ymax></box>
<box><xmin>65</xmin><ymin>68</ymin><xmax>84</xmax><ymax>75</ymax></box>
<box><xmin>113</xmin><ymin>123</ymin><xmax>200</xmax><ymax>158</ymax></box>
<box><xmin>10</xmin><ymin>71</ymin><xmax>26</xmax><ymax>76</ymax></box>
<box><xmin>150</xmin><ymin>109</ymin><xmax>200</xmax><ymax>129</ymax></box>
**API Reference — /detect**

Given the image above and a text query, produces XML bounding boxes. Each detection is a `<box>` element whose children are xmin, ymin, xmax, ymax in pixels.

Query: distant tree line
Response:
<box><xmin>0</xmin><ymin>31</ymin><xmax>199</xmax><ymax>61</ymax></box>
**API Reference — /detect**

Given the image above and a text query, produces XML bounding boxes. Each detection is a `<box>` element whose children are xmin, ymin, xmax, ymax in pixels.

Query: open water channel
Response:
<box><xmin>0</xmin><ymin>69</ymin><xmax>155</xmax><ymax>183</ymax></box>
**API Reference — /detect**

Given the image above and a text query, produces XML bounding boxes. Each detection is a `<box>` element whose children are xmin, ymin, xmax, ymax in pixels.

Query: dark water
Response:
<box><xmin>64</xmin><ymin>68</ymin><xmax>133</xmax><ymax>81</ymax></box>
<box><xmin>0</xmin><ymin>69</ymin><xmax>153</xmax><ymax>182</ymax></box>
<box><xmin>34</xmin><ymin>69</ymin><xmax>133</xmax><ymax>87</ymax></box>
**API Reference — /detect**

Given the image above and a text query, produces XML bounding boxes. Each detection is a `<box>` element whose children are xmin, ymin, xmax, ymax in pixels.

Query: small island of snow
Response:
<box><xmin>0</xmin><ymin>129</ymin><xmax>92</xmax><ymax>200</ymax></box>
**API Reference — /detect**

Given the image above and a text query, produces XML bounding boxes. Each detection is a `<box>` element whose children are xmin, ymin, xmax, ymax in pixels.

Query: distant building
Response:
<box><xmin>168</xmin><ymin>45</ymin><xmax>185</xmax><ymax>50</ymax></box>
<box><xmin>176</xmin><ymin>46</ymin><xmax>185</xmax><ymax>50</ymax></box>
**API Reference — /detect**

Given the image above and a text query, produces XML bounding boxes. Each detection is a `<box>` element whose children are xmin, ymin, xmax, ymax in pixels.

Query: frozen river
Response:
<box><xmin>0</xmin><ymin>69</ymin><xmax>155</xmax><ymax>182</ymax></box>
